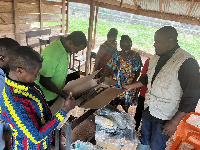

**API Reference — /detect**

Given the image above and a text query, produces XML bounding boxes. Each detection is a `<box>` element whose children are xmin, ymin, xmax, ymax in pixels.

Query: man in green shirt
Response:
<box><xmin>35</xmin><ymin>31</ymin><xmax>87</xmax><ymax>106</ymax></box>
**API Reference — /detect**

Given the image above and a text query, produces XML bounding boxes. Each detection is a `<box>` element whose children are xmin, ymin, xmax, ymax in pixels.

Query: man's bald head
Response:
<box><xmin>154</xmin><ymin>26</ymin><xmax>179</xmax><ymax>56</ymax></box>
<box><xmin>156</xmin><ymin>26</ymin><xmax>178</xmax><ymax>42</ymax></box>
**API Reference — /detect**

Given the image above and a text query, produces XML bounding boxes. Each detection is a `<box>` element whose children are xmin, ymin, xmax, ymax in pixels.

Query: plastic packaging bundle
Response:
<box><xmin>95</xmin><ymin>106</ymin><xmax>139</xmax><ymax>148</ymax></box>
<box><xmin>71</xmin><ymin>140</ymin><xmax>102</xmax><ymax>150</ymax></box>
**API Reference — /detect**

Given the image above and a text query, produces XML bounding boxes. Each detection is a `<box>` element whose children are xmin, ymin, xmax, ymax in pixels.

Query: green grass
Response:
<box><xmin>34</xmin><ymin>16</ymin><xmax>200</xmax><ymax>60</ymax></box>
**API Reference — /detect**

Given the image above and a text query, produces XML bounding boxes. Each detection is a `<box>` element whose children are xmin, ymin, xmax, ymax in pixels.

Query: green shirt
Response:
<box><xmin>35</xmin><ymin>37</ymin><xmax>69</xmax><ymax>101</ymax></box>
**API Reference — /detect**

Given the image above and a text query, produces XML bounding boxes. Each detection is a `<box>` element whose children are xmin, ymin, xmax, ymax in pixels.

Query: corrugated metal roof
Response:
<box><xmin>190</xmin><ymin>3</ymin><xmax>200</xmax><ymax>18</ymax></box>
<box><xmin>71</xmin><ymin>0</ymin><xmax>200</xmax><ymax>25</ymax></box>
<box><xmin>106</xmin><ymin>0</ymin><xmax>200</xmax><ymax>19</ymax></box>
<box><xmin>137</xmin><ymin>0</ymin><xmax>160</xmax><ymax>11</ymax></box>
<box><xmin>163</xmin><ymin>0</ymin><xmax>190</xmax><ymax>16</ymax></box>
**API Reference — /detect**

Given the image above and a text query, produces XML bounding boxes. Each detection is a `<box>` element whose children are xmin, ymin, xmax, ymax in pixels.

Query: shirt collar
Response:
<box><xmin>58</xmin><ymin>36</ymin><xmax>68</xmax><ymax>55</ymax></box>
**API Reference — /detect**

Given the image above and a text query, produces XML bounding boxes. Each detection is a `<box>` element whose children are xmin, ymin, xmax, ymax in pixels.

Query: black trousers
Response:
<box><xmin>134</xmin><ymin>95</ymin><xmax>145</xmax><ymax>131</ymax></box>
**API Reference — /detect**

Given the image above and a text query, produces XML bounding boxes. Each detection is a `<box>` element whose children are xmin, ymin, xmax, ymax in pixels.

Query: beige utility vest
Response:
<box><xmin>145</xmin><ymin>48</ymin><xmax>194</xmax><ymax>120</ymax></box>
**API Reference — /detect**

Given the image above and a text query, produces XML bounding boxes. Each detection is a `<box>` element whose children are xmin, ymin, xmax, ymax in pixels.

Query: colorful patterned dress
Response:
<box><xmin>0</xmin><ymin>77</ymin><xmax>67</xmax><ymax>150</ymax></box>
<box><xmin>107</xmin><ymin>51</ymin><xmax>142</xmax><ymax>105</ymax></box>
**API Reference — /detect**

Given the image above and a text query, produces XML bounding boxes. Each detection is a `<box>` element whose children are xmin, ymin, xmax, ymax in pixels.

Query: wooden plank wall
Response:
<box><xmin>0</xmin><ymin>0</ymin><xmax>62</xmax><ymax>46</ymax></box>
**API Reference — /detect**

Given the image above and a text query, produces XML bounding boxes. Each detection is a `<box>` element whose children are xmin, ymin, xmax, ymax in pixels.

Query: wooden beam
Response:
<box><xmin>66</xmin><ymin>0</ymin><xmax>69</xmax><ymax>33</ymax></box>
<box><xmin>96</xmin><ymin>0</ymin><xmax>120</xmax><ymax>7</ymax></box>
<box><xmin>121</xmin><ymin>3</ymin><xmax>137</xmax><ymax>10</ymax></box>
<box><xmin>0</xmin><ymin>0</ymin><xmax>62</xmax><ymax>5</ymax></box>
<box><xmin>39</xmin><ymin>0</ymin><xmax>43</xmax><ymax>29</ymax></box>
<box><xmin>3</xmin><ymin>0</ymin><xmax>200</xmax><ymax>4</ymax></box>
<box><xmin>62</xmin><ymin>0</ymin><xmax>66</xmax><ymax>33</ymax></box>
<box><xmin>42</xmin><ymin>0</ymin><xmax>62</xmax><ymax>5</ymax></box>
<box><xmin>85</xmin><ymin>0</ymin><xmax>95</xmax><ymax>75</ymax></box>
<box><xmin>18</xmin><ymin>0</ymin><xmax>62</xmax><ymax>5</ymax></box>
<box><xmin>13</xmin><ymin>0</ymin><xmax>20</xmax><ymax>43</ymax></box>
<box><xmin>70</xmin><ymin>0</ymin><xmax>90</xmax><ymax>4</ymax></box>
<box><xmin>120</xmin><ymin>0</ymin><xmax>123</xmax><ymax>8</ymax></box>
<box><xmin>43</xmin><ymin>4</ymin><xmax>61</xmax><ymax>14</ymax></box>
<box><xmin>188</xmin><ymin>0</ymin><xmax>194</xmax><ymax>17</ymax></box>
<box><xmin>160</xmin><ymin>0</ymin><xmax>163</xmax><ymax>13</ymax></box>
<box><xmin>0</xmin><ymin>1</ymin><xmax>12</xmax><ymax>13</ymax></box>
<box><xmin>19</xmin><ymin>14</ymin><xmax>61</xmax><ymax>23</ymax></box>
<box><xmin>96</xmin><ymin>0</ymin><xmax>137</xmax><ymax>10</ymax></box>
<box><xmin>93</xmin><ymin>4</ymin><xmax>99</xmax><ymax>49</ymax></box>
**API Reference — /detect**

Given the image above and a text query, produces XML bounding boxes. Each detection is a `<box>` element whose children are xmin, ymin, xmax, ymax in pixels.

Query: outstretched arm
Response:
<box><xmin>39</xmin><ymin>75</ymin><xmax>69</xmax><ymax>99</ymax></box>
<box><xmin>123</xmin><ymin>81</ymin><xmax>144</xmax><ymax>91</ymax></box>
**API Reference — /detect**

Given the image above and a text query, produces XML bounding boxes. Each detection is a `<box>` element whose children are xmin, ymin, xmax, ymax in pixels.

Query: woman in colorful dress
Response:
<box><xmin>95</xmin><ymin>28</ymin><xmax>118</xmax><ymax>76</ymax></box>
<box><xmin>0</xmin><ymin>46</ymin><xmax>75</xmax><ymax>150</ymax></box>
<box><xmin>105</xmin><ymin>35</ymin><xmax>143</xmax><ymax>112</ymax></box>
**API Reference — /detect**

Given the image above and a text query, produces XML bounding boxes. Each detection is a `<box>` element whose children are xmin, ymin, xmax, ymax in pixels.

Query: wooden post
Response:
<box><xmin>85</xmin><ymin>0</ymin><xmax>95</xmax><ymax>75</ymax></box>
<box><xmin>160</xmin><ymin>0</ymin><xmax>163</xmax><ymax>13</ymax></box>
<box><xmin>13</xmin><ymin>0</ymin><xmax>20</xmax><ymax>43</ymax></box>
<box><xmin>120</xmin><ymin>0</ymin><xmax>123</xmax><ymax>8</ymax></box>
<box><xmin>92</xmin><ymin>4</ymin><xmax>99</xmax><ymax>49</ymax></box>
<box><xmin>62</xmin><ymin>0</ymin><xmax>66</xmax><ymax>33</ymax></box>
<box><xmin>39</xmin><ymin>0</ymin><xmax>43</xmax><ymax>29</ymax></box>
<box><xmin>66</xmin><ymin>0</ymin><xmax>69</xmax><ymax>33</ymax></box>
<box><xmin>133</xmin><ymin>0</ymin><xmax>137</xmax><ymax>6</ymax></box>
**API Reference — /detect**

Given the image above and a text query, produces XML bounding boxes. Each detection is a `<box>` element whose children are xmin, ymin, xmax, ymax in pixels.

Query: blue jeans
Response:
<box><xmin>141</xmin><ymin>118</ymin><xmax>170</xmax><ymax>150</ymax></box>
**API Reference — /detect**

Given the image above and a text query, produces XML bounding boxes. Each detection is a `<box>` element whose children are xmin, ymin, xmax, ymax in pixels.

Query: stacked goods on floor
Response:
<box><xmin>95</xmin><ymin>106</ymin><xmax>139</xmax><ymax>150</ymax></box>
<box><xmin>71</xmin><ymin>140</ymin><xmax>102</xmax><ymax>150</ymax></box>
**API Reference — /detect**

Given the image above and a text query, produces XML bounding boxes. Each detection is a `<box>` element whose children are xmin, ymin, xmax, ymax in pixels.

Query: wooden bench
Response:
<box><xmin>25</xmin><ymin>28</ymin><xmax>51</xmax><ymax>53</ymax></box>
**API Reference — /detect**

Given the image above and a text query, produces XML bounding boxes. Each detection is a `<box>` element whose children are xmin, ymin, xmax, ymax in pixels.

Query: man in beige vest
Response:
<box><xmin>123</xmin><ymin>26</ymin><xmax>199</xmax><ymax>150</ymax></box>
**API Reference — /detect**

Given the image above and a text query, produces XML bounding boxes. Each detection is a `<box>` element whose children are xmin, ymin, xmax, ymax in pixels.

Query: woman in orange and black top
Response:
<box><xmin>94</xmin><ymin>28</ymin><xmax>118</xmax><ymax>76</ymax></box>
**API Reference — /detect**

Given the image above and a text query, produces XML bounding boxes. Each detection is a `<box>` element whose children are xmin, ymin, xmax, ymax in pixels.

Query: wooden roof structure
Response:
<box><xmin>72</xmin><ymin>0</ymin><xmax>200</xmax><ymax>74</ymax></box>
<box><xmin>71</xmin><ymin>0</ymin><xmax>200</xmax><ymax>26</ymax></box>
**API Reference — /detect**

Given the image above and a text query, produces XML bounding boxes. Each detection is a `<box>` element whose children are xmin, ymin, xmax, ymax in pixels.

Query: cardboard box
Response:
<box><xmin>50</xmin><ymin>70</ymin><xmax>125</xmax><ymax>129</ymax></box>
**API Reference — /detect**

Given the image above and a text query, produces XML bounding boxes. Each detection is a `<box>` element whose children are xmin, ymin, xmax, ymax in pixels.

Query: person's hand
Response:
<box><xmin>62</xmin><ymin>93</ymin><xmax>75</xmax><ymax>114</ymax></box>
<box><xmin>99</xmin><ymin>76</ymin><xmax>105</xmax><ymax>83</ymax></box>
<box><xmin>162</xmin><ymin>119</ymin><xmax>179</xmax><ymax>136</ymax></box>
<box><xmin>122</xmin><ymin>85</ymin><xmax>132</xmax><ymax>91</ymax></box>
